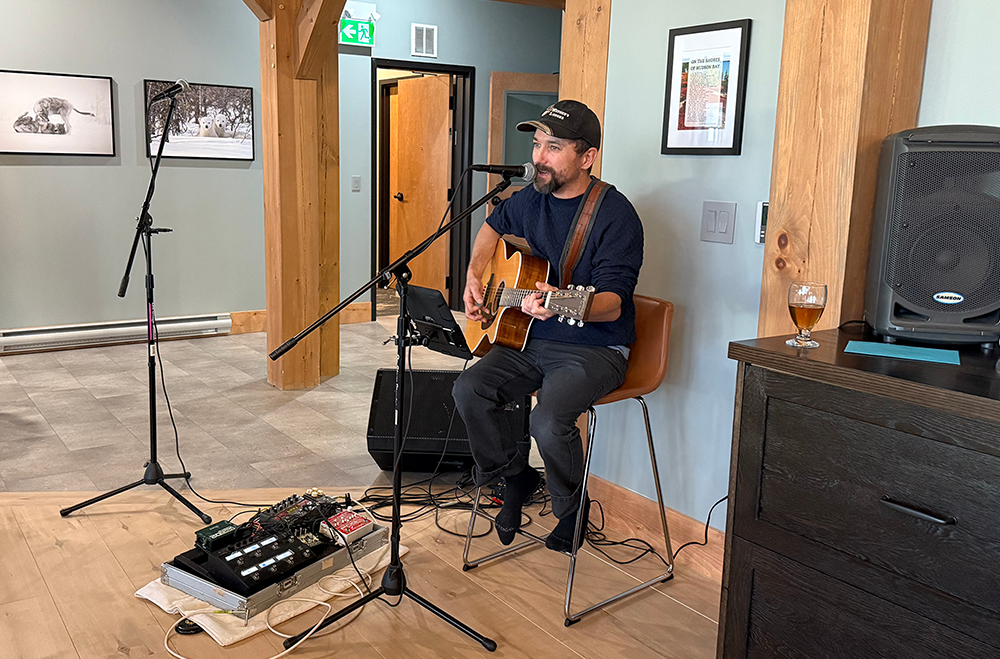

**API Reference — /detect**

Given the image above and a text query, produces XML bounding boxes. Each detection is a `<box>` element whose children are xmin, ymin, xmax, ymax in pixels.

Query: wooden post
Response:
<box><xmin>757</xmin><ymin>0</ymin><xmax>932</xmax><ymax>338</ymax></box>
<box><xmin>318</xmin><ymin>54</ymin><xmax>340</xmax><ymax>378</ymax></box>
<box><xmin>559</xmin><ymin>0</ymin><xmax>611</xmax><ymax>177</ymax></box>
<box><xmin>252</xmin><ymin>0</ymin><xmax>345</xmax><ymax>389</ymax></box>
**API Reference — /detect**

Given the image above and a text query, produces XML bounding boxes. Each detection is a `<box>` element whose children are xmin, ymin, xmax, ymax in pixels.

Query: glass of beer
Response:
<box><xmin>786</xmin><ymin>282</ymin><xmax>827</xmax><ymax>348</ymax></box>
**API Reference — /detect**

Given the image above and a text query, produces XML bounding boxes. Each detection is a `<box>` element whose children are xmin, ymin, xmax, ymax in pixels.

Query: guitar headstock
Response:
<box><xmin>546</xmin><ymin>285</ymin><xmax>595</xmax><ymax>326</ymax></box>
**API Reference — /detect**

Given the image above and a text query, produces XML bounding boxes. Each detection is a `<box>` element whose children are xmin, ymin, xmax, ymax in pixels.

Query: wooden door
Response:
<box><xmin>389</xmin><ymin>74</ymin><xmax>452</xmax><ymax>295</ymax></box>
<box><xmin>487</xmin><ymin>72</ymin><xmax>560</xmax><ymax>207</ymax></box>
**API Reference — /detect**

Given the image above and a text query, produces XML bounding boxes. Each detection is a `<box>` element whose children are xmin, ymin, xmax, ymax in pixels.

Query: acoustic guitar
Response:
<box><xmin>465</xmin><ymin>240</ymin><xmax>594</xmax><ymax>357</ymax></box>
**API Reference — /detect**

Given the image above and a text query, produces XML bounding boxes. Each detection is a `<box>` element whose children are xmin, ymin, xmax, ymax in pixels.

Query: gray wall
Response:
<box><xmin>596</xmin><ymin>0</ymin><xmax>1000</xmax><ymax>528</ymax></box>
<box><xmin>918</xmin><ymin>1</ymin><xmax>1000</xmax><ymax>127</ymax></box>
<box><xmin>338</xmin><ymin>0</ymin><xmax>563</xmax><ymax>298</ymax></box>
<box><xmin>0</xmin><ymin>0</ymin><xmax>264</xmax><ymax>330</ymax></box>
<box><xmin>595</xmin><ymin>0</ymin><xmax>784</xmax><ymax>523</ymax></box>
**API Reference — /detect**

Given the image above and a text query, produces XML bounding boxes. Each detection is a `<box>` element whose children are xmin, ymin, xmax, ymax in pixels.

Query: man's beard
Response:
<box><xmin>532</xmin><ymin>166</ymin><xmax>564</xmax><ymax>195</ymax></box>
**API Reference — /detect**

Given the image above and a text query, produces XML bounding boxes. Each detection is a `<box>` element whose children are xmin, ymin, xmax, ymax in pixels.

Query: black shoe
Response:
<box><xmin>545</xmin><ymin>496</ymin><xmax>591</xmax><ymax>554</ymax></box>
<box><xmin>495</xmin><ymin>466</ymin><xmax>542</xmax><ymax>545</ymax></box>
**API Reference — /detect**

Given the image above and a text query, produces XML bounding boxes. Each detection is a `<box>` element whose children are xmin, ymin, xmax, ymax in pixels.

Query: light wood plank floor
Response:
<box><xmin>0</xmin><ymin>487</ymin><xmax>719</xmax><ymax>659</ymax></box>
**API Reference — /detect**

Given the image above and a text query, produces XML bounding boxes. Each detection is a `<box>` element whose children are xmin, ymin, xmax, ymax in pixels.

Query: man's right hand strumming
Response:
<box><xmin>464</xmin><ymin>272</ymin><xmax>487</xmax><ymax>321</ymax></box>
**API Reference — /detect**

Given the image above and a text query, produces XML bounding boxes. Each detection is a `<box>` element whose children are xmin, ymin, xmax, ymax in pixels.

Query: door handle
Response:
<box><xmin>394</xmin><ymin>193</ymin><xmax>404</xmax><ymax>202</ymax></box>
<box><xmin>880</xmin><ymin>496</ymin><xmax>956</xmax><ymax>525</ymax></box>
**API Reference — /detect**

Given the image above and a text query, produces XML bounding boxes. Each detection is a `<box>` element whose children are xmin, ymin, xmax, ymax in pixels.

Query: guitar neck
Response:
<box><xmin>496</xmin><ymin>288</ymin><xmax>548</xmax><ymax>308</ymax></box>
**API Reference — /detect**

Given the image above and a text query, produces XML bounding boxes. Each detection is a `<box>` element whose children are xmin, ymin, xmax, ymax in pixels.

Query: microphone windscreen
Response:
<box><xmin>521</xmin><ymin>162</ymin><xmax>536</xmax><ymax>183</ymax></box>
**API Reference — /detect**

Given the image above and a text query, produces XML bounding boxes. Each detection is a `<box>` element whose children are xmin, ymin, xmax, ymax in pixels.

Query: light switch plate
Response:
<box><xmin>701</xmin><ymin>201</ymin><xmax>737</xmax><ymax>244</ymax></box>
<box><xmin>351</xmin><ymin>175</ymin><xmax>362</xmax><ymax>192</ymax></box>
<box><xmin>755</xmin><ymin>201</ymin><xmax>768</xmax><ymax>244</ymax></box>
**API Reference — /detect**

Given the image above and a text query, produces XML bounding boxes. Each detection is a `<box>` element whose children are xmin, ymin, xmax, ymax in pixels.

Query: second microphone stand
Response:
<box><xmin>273</xmin><ymin>175</ymin><xmax>514</xmax><ymax>652</ymax></box>
<box><xmin>60</xmin><ymin>95</ymin><xmax>211</xmax><ymax>524</ymax></box>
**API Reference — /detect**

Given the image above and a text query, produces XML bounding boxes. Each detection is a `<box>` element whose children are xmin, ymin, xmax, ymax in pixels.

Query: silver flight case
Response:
<box><xmin>160</xmin><ymin>524</ymin><xmax>388</xmax><ymax>622</ymax></box>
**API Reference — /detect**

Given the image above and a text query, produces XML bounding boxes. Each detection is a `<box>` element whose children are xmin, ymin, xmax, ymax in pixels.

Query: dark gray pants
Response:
<box><xmin>452</xmin><ymin>339</ymin><xmax>628</xmax><ymax>519</ymax></box>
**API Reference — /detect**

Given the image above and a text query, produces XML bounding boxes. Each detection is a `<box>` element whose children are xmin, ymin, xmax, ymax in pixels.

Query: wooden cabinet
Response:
<box><xmin>720</xmin><ymin>330</ymin><xmax>1000</xmax><ymax>659</ymax></box>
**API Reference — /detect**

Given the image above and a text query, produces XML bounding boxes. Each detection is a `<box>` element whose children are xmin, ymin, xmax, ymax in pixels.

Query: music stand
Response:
<box><xmin>406</xmin><ymin>284</ymin><xmax>473</xmax><ymax>360</ymax></box>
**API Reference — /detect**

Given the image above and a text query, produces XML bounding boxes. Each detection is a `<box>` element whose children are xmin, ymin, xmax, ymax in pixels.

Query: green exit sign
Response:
<box><xmin>339</xmin><ymin>18</ymin><xmax>374</xmax><ymax>46</ymax></box>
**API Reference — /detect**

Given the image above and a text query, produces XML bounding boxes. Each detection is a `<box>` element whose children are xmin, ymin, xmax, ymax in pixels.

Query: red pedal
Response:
<box><xmin>323</xmin><ymin>510</ymin><xmax>373</xmax><ymax>545</ymax></box>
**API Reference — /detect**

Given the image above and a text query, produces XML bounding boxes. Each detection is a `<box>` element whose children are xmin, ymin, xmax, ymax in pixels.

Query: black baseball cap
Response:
<box><xmin>516</xmin><ymin>99</ymin><xmax>601</xmax><ymax>150</ymax></box>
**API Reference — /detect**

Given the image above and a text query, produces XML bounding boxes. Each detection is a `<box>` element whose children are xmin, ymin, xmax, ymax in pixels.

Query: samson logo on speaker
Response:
<box><xmin>933</xmin><ymin>292</ymin><xmax>965</xmax><ymax>305</ymax></box>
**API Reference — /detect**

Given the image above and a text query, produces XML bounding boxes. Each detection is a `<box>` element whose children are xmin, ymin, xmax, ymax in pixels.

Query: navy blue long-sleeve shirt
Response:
<box><xmin>485</xmin><ymin>183</ymin><xmax>644</xmax><ymax>347</ymax></box>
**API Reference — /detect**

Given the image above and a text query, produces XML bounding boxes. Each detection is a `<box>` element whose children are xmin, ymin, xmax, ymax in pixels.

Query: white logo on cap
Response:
<box><xmin>543</xmin><ymin>105</ymin><xmax>570</xmax><ymax>121</ymax></box>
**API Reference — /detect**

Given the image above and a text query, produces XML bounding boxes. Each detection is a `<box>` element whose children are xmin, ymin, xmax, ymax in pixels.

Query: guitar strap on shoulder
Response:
<box><xmin>558</xmin><ymin>176</ymin><xmax>613</xmax><ymax>289</ymax></box>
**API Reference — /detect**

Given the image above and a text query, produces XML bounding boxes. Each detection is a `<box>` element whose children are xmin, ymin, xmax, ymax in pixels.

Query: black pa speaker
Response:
<box><xmin>366</xmin><ymin>369</ymin><xmax>531</xmax><ymax>472</ymax></box>
<box><xmin>866</xmin><ymin>125</ymin><xmax>1000</xmax><ymax>344</ymax></box>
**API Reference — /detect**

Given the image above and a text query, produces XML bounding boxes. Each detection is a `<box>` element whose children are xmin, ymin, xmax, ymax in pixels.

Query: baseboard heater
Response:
<box><xmin>0</xmin><ymin>314</ymin><xmax>232</xmax><ymax>355</ymax></box>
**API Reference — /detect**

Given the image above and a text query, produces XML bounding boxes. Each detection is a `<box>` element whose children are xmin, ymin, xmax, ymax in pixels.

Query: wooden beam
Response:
<box><xmin>758</xmin><ymin>0</ymin><xmax>931</xmax><ymax>338</ymax></box>
<box><xmin>318</xmin><ymin>53</ymin><xmax>341</xmax><ymax>376</ymax></box>
<box><xmin>243</xmin><ymin>0</ymin><xmax>273</xmax><ymax>21</ymax></box>
<box><xmin>559</xmin><ymin>0</ymin><xmax>611</xmax><ymax>177</ymax></box>
<box><xmin>260</xmin><ymin>0</ymin><xmax>321</xmax><ymax>389</ymax></box>
<box><xmin>296</xmin><ymin>0</ymin><xmax>346</xmax><ymax>80</ymax></box>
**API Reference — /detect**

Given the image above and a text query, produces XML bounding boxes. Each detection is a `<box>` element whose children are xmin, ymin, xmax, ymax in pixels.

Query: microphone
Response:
<box><xmin>149</xmin><ymin>79</ymin><xmax>191</xmax><ymax>103</ymax></box>
<box><xmin>471</xmin><ymin>162</ymin><xmax>536</xmax><ymax>182</ymax></box>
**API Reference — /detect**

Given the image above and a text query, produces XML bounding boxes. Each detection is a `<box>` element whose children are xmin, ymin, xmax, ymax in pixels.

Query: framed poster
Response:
<box><xmin>143</xmin><ymin>79</ymin><xmax>254</xmax><ymax>161</ymax></box>
<box><xmin>661</xmin><ymin>19</ymin><xmax>751</xmax><ymax>156</ymax></box>
<box><xmin>0</xmin><ymin>69</ymin><xmax>115</xmax><ymax>156</ymax></box>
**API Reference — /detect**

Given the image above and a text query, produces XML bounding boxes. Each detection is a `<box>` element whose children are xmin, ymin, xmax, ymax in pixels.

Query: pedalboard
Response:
<box><xmin>161</xmin><ymin>490</ymin><xmax>388</xmax><ymax>619</ymax></box>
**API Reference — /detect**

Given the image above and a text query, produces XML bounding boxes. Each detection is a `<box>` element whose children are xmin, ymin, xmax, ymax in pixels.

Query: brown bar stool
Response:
<box><xmin>462</xmin><ymin>295</ymin><xmax>675</xmax><ymax>626</ymax></box>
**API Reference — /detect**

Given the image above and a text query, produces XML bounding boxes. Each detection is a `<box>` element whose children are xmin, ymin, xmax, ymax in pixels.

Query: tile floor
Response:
<box><xmin>0</xmin><ymin>316</ymin><xmax>470</xmax><ymax>493</ymax></box>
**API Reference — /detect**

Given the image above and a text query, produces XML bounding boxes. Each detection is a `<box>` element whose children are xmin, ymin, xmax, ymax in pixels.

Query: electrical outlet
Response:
<box><xmin>351</xmin><ymin>175</ymin><xmax>362</xmax><ymax>192</ymax></box>
<box><xmin>701</xmin><ymin>201</ymin><xmax>737</xmax><ymax>244</ymax></box>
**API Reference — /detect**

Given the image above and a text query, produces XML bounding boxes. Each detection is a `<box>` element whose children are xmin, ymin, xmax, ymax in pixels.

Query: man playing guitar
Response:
<box><xmin>453</xmin><ymin>100</ymin><xmax>644</xmax><ymax>553</ymax></box>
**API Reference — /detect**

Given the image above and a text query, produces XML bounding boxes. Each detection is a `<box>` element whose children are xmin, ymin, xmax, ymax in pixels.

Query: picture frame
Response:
<box><xmin>0</xmin><ymin>69</ymin><xmax>115</xmax><ymax>157</ymax></box>
<box><xmin>143</xmin><ymin>79</ymin><xmax>254</xmax><ymax>161</ymax></box>
<box><xmin>661</xmin><ymin>19</ymin><xmax>752</xmax><ymax>156</ymax></box>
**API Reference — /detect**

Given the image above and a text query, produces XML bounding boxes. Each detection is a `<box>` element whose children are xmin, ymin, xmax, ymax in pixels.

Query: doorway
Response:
<box><xmin>372</xmin><ymin>59</ymin><xmax>474</xmax><ymax>318</ymax></box>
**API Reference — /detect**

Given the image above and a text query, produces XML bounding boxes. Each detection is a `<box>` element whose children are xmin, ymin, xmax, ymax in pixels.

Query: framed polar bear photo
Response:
<box><xmin>143</xmin><ymin>79</ymin><xmax>254</xmax><ymax>161</ymax></box>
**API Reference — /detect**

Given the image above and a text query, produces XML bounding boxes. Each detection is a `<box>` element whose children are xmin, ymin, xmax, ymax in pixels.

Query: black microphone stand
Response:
<box><xmin>60</xmin><ymin>96</ymin><xmax>212</xmax><ymax>524</ymax></box>
<box><xmin>274</xmin><ymin>175</ymin><xmax>514</xmax><ymax>652</ymax></box>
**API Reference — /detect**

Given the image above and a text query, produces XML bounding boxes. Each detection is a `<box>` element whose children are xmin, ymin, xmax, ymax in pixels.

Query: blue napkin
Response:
<box><xmin>844</xmin><ymin>340</ymin><xmax>960</xmax><ymax>365</ymax></box>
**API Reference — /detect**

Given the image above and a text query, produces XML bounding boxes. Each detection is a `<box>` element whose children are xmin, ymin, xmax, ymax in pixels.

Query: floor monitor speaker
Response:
<box><xmin>366</xmin><ymin>369</ymin><xmax>531</xmax><ymax>472</ymax></box>
<box><xmin>866</xmin><ymin>125</ymin><xmax>1000</xmax><ymax>345</ymax></box>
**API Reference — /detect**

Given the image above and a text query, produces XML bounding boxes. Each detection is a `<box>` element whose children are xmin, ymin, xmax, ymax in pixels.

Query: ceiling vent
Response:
<box><xmin>411</xmin><ymin>24</ymin><xmax>437</xmax><ymax>58</ymax></box>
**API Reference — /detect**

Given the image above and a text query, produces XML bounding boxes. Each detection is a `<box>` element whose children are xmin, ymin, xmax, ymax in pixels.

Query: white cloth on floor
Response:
<box><xmin>135</xmin><ymin>543</ymin><xmax>402</xmax><ymax>647</ymax></box>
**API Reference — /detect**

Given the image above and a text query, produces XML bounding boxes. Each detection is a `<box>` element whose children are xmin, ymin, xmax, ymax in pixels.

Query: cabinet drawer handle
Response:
<box><xmin>880</xmin><ymin>496</ymin><xmax>956</xmax><ymax>525</ymax></box>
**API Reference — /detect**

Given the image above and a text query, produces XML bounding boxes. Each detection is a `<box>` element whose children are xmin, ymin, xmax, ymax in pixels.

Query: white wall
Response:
<box><xmin>595</xmin><ymin>0</ymin><xmax>785</xmax><ymax>523</ymax></box>
<box><xmin>918</xmin><ymin>1</ymin><xmax>1000</xmax><ymax>127</ymax></box>
<box><xmin>0</xmin><ymin>0</ymin><xmax>264</xmax><ymax>330</ymax></box>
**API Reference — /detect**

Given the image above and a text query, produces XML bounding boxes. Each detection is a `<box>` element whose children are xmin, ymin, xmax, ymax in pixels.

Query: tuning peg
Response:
<box><xmin>575</xmin><ymin>285</ymin><xmax>584</xmax><ymax>291</ymax></box>
<box><xmin>577</xmin><ymin>320</ymin><xmax>585</xmax><ymax>327</ymax></box>
<box><xmin>567</xmin><ymin>318</ymin><xmax>577</xmax><ymax>326</ymax></box>
<box><xmin>558</xmin><ymin>316</ymin><xmax>565</xmax><ymax>323</ymax></box>
<box><xmin>585</xmin><ymin>286</ymin><xmax>595</xmax><ymax>292</ymax></box>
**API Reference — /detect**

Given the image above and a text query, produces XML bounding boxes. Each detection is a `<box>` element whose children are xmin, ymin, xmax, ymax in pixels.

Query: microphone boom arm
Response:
<box><xmin>270</xmin><ymin>175</ymin><xmax>513</xmax><ymax>361</ymax></box>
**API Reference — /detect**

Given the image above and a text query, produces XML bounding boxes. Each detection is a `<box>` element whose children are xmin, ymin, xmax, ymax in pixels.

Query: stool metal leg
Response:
<box><xmin>563</xmin><ymin>396</ymin><xmax>674</xmax><ymax>626</ymax></box>
<box><xmin>462</xmin><ymin>485</ymin><xmax>544</xmax><ymax>572</ymax></box>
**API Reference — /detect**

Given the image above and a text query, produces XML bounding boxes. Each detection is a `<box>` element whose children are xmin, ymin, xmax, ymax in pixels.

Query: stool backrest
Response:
<box><xmin>598</xmin><ymin>295</ymin><xmax>674</xmax><ymax>404</ymax></box>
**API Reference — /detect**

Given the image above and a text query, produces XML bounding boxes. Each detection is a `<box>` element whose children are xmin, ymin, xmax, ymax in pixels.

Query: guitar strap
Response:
<box><xmin>558</xmin><ymin>176</ymin><xmax>613</xmax><ymax>289</ymax></box>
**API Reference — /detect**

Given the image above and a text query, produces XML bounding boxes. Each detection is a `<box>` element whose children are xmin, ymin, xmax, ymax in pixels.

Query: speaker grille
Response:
<box><xmin>885</xmin><ymin>151</ymin><xmax>1000</xmax><ymax>312</ymax></box>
